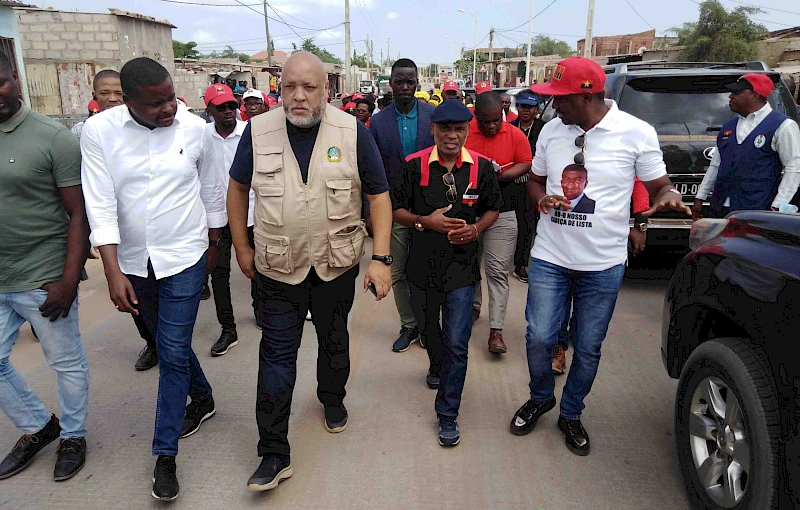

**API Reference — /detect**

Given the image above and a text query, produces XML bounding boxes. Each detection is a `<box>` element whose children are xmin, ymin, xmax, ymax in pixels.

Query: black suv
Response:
<box><xmin>541</xmin><ymin>61</ymin><xmax>800</xmax><ymax>253</ymax></box>
<box><xmin>662</xmin><ymin>211</ymin><xmax>800</xmax><ymax>508</ymax></box>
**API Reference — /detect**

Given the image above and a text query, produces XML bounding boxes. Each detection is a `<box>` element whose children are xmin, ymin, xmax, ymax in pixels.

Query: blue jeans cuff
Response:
<box><xmin>560</xmin><ymin>413</ymin><xmax>580</xmax><ymax>421</ymax></box>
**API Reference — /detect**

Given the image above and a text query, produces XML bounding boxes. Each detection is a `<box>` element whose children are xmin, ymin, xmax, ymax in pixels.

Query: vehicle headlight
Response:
<box><xmin>689</xmin><ymin>219</ymin><xmax>729</xmax><ymax>251</ymax></box>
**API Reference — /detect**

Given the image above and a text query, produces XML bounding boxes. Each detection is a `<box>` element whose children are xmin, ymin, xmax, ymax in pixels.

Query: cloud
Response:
<box><xmin>191</xmin><ymin>30</ymin><xmax>217</xmax><ymax>44</ymax></box>
<box><xmin>317</xmin><ymin>30</ymin><xmax>343</xmax><ymax>40</ymax></box>
<box><xmin>386</xmin><ymin>11</ymin><xmax>399</xmax><ymax>20</ymax></box>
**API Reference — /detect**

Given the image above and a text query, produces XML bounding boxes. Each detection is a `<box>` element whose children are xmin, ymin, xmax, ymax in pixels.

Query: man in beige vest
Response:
<box><xmin>228</xmin><ymin>52</ymin><xmax>393</xmax><ymax>492</ymax></box>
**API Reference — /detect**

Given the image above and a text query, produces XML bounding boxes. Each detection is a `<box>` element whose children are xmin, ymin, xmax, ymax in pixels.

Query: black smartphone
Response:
<box><xmin>368</xmin><ymin>281</ymin><xmax>378</xmax><ymax>297</ymax></box>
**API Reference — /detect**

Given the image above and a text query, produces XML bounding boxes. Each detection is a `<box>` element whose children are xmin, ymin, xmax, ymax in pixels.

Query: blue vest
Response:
<box><xmin>710</xmin><ymin>111</ymin><xmax>786</xmax><ymax>215</ymax></box>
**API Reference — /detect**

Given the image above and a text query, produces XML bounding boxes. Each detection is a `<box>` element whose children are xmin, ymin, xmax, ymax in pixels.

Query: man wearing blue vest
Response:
<box><xmin>369</xmin><ymin>58</ymin><xmax>436</xmax><ymax>353</ymax></box>
<box><xmin>693</xmin><ymin>73</ymin><xmax>800</xmax><ymax>219</ymax></box>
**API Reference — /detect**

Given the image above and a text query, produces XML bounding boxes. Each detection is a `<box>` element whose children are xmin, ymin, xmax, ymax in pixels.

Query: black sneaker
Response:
<box><xmin>323</xmin><ymin>404</ymin><xmax>348</xmax><ymax>433</ymax></box>
<box><xmin>426</xmin><ymin>371</ymin><xmax>440</xmax><ymax>390</ymax></box>
<box><xmin>0</xmin><ymin>415</ymin><xmax>60</xmax><ymax>480</ymax></box>
<box><xmin>558</xmin><ymin>416</ymin><xmax>591</xmax><ymax>456</ymax></box>
<box><xmin>152</xmin><ymin>455</ymin><xmax>179</xmax><ymax>501</ymax></box>
<box><xmin>391</xmin><ymin>326</ymin><xmax>419</xmax><ymax>353</ymax></box>
<box><xmin>54</xmin><ymin>437</ymin><xmax>86</xmax><ymax>481</ymax></box>
<box><xmin>179</xmin><ymin>395</ymin><xmax>215</xmax><ymax>438</ymax></box>
<box><xmin>513</xmin><ymin>266</ymin><xmax>528</xmax><ymax>283</ymax></box>
<box><xmin>472</xmin><ymin>308</ymin><xmax>480</xmax><ymax>323</ymax></box>
<box><xmin>210</xmin><ymin>328</ymin><xmax>238</xmax><ymax>357</ymax></box>
<box><xmin>200</xmin><ymin>283</ymin><xmax>211</xmax><ymax>301</ymax></box>
<box><xmin>438</xmin><ymin>417</ymin><xmax>460</xmax><ymax>447</ymax></box>
<box><xmin>247</xmin><ymin>455</ymin><xmax>292</xmax><ymax>492</ymax></box>
<box><xmin>509</xmin><ymin>398</ymin><xmax>556</xmax><ymax>436</ymax></box>
<box><xmin>135</xmin><ymin>344</ymin><xmax>158</xmax><ymax>372</ymax></box>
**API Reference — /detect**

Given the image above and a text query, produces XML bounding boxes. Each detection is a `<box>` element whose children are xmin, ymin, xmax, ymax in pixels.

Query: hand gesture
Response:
<box><xmin>538</xmin><ymin>195</ymin><xmax>572</xmax><ymax>215</ymax></box>
<box><xmin>424</xmin><ymin>205</ymin><xmax>467</xmax><ymax>234</ymax></box>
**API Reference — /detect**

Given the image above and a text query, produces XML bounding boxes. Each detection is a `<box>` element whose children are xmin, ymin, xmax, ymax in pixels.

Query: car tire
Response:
<box><xmin>675</xmin><ymin>337</ymin><xmax>780</xmax><ymax>509</ymax></box>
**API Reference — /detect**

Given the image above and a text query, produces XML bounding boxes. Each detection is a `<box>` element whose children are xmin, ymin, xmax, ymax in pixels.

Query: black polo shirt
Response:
<box><xmin>391</xmin><ymin>147</ymin><xmax>503</xmax><ymax>292</ymax></box>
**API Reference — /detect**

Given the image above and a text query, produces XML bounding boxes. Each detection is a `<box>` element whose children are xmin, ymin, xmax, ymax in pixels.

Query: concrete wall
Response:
<box><xmin>116</xmin><ymin>15</ymin><xmax>173</xmax><ymax>74</ymax></box>
<box><xmin>0</xmin><ymin>6</ymin><xmax>29</xmax><ymax>104</ymax></box>
<box><xmin>578</xmin><ymin>30</ymin><xmax>656</xmax><ymax>57</ymax></box>
<box><xmin>173</xmin><ymin>67</ymin><xmax>210</xmax><ymax>109</ymax></box>
<box><xmin>17</xmin><ymin>10</ymin><xmax>121</xmax><ymax>64</ymax></box>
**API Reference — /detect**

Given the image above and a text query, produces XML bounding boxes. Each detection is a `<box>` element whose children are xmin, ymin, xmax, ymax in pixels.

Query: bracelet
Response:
<box><xmin>666</xmin><ymin>188</ymin><xmax>681</xmax><ymax>196</ymax></box>
<box><xmin>537</xmin><ymin>195</ymin><xmax>549</xmax><ymax>207</ymax></box>
<box><xmin>470</xmin><ymin>224</ymin><xmax>479</xmax><ymax>236</ymax></box>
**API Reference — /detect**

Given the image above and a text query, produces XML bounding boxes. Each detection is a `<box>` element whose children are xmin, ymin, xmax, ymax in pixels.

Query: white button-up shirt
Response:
<box><xmin>81</xmin><ymin>106</ymin><xmax>227</xmax><ymax>279</ymax></box>
<box><xmin>696</xmin><ymin>103</ymin><xmax>800</xmax><ymax>208</ymax></box>
<box><xmin>204</xmin><ymin>120</ymin><xmax>255</xmax><ymax>226</ymax></box>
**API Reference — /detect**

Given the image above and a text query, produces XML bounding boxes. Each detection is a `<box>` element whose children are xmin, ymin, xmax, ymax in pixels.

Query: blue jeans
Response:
<box><xmin>126</xmin><ymin>255</ymin><xmax>212</xmax><ymax>457</ymax></box>
<box><xmin>409</xmin><ymin>283</ymin><xmax>474</xmax><ymax>419</ymax></box>
<box><xmin>0</xmin><ymin>289</ymin><xmax>89</xmax><ymax>438</ymax></box>
<box><xmin>525</xmin><ymin>258</ymin><xmax>625</xmax><ymax>420</ymax></box>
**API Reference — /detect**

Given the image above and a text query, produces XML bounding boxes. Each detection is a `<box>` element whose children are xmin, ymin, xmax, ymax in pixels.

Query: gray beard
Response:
<box><xmin>285</xmin><ymin>101</ymin><xmax>325</xmax><ymax>128</ymax></box>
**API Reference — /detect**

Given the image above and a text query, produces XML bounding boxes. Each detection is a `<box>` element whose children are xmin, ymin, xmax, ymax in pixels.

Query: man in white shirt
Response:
<box><xmin>201</xmin><ymin>84</ymin><xmax>255</xmax><ymax>356</ymax></box>
<box><xmin>692</xmin><ymin>73</ymin><xmax>800</xmax><ymax>219</ymax></box>
<box><xmin>508</xmin><ymin>57</ymin><xmax>692</xmax><ymax>456</ymax></box>
<box><xmin>80</xmin><ymin>58</ymin><xmax>226</xmax><ymax>501</ymax></box>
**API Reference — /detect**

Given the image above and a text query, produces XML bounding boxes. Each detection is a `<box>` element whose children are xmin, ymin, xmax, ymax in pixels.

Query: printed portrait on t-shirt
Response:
<box><xmin>560</xmin><ymin>164</ymin><xmax>595</xmax><ymax>214</ymax></box>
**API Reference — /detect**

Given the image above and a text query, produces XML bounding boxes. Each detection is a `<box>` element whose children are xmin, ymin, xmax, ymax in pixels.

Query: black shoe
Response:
<box><xmin>323</xmin><ymin>404</ymin><xmax>348</xmax><ymax>433</ymax></box>
<box><xmin>391</xmin><ymin>326</ymin><xmax>419</xmax><ymax>352</ymax></box>
<box><xmin>419</xmin><ymin>334</ymin><xmax>427</xmax><ymax>349</ymax></box>
<box><xmin>200</xmin><ymin>283</ymin><xmax>211</xmax><ymax>301</ymax></box>
<box><xmin>509</xmin><ymin>398</ymin><xmax>556</xmax><ymax>436</ymax></box>
<box><xmin>210</xmin><ymin>328</ymin><xmax>238</xmax><ymax>357</ymax></box>
<box><xmin>54</xmin><ymin>437</ymin><xmax>86</xmax><ymax>481</ymax></box>
<box><xmin>179</xmin><ymin>395</ymin><xmax>215</xmax><ymax>438</ymax></box>
<box><xmin>247</xmin><ymin>455</ymin><xmax>292</xmax><ymax>492</ymax></box>
<box><xmin>135</xmin><ymin>344</ymin><xmax>158</xmax><ymax>371</ymax></box>
<box><xmin>426</xmin><ymin>371</ymin><xmax>440</xmax><ymax>390</ymax></box>
<box><xmin>558</xmin><ymin>416</ymin><xmax>591</xmax><ymax>456</ymax></box>
<box><xmin>152</xmin><ymin>455</ymin><xmax>179</xmax><ymax>500</ymax></box>
<box><xmin>0</xmin><ymin>415</ymin><xmax>60</xmax><ymax>480</ymax></box>
<box><xmin>513</xmin><ymin>266</ymin><xmax>528</xmax><ymax>283</ymax></box>
<box><xmin>472</xmin><ymin>308</ymin><xmax>480</xmax><ymax>323</ymax></box>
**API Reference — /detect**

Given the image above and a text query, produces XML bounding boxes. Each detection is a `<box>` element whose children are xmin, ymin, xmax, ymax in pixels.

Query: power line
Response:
<box><xmin>624</xmin><ymin>0</ymin><xmax>658</xmax><ymax>32</ymax></box>
<box><xmin>685</xmin><ymin>0</ymin><xmax>796</xmax><ymax>27</ymax></box>
<box><xmin>159</xmin><ymin>0</ymin><xmax>333</xmax><ymax>31</ymax></box>
<box><xmin>504</xmin><ymin>30</ymin><xmax>584</xmax><ymax>38</ymax></box>
<box><xmin>496</xmin><ymin>0</ymin><xmax>561</xmax><ymax>33</ymax></box>
<box><xmin>195</xmin><ymin>26</ymin><xmax>342</xmax><ymax>47</ymax></box>
<box><xmin>727</xmin><ymin>0</ymin><xmax>800</xmax><ymax>16</ymax></box>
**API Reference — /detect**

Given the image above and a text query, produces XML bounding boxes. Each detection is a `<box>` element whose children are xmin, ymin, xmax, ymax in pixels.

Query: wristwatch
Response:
<box><xmin>414</xmin><ymin>215</ymin><xmax>425</xmax><ymax>231</ymax></box>
<box><xmin>209</xmin><ymin>239</ymin><xmax>221</xmax><ymax>248</ymax></box>
<box><xmin>633</xmin><ymin>213</ymin><xmax>647</xmax><ymax>233</ymax></box>
<box><xmin>637</xmin><ymin>222</ymin><xmax>648</xmax><ymax>233</ymax></box>
<box><xmin>372</xmin><ymin>254</ymin><xmax>393</xmax><ymax>266</ymax></box>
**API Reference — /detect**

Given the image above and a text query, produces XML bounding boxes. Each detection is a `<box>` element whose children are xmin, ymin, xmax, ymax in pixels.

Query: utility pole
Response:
<box><xmin>387</xmin><ymin>38</ymin><xmax>390</xmax><ymax>69</ymax></box>
<box><xmin>584</xmin><ymin>0</ymin><xmax>595</xmax><ymax>58</ymax></box>
<box><xmin>488</xmin><ymin>27</ymin><xmax>494</xmax><ymax>87</ymax></box>
<box><xmin>262</xmin><ymin>0</ymin><xmax>273</xmax><ymax>67</ymax></box>
<box><xmin>525</xmin><ymin>0</ymin><xmax>534</xmax><ymax>84</ymax></box>
<box><xmin>344</xmin><ymin>0</ymin><xmax>351</xmax><ymax>93</ymax></box>
<box><xmin>367</xmin><ymin>35</ymin><xmax>372</xmax><ymax>83</ymax></box>
<box><xmin>380</xmin><ymin>48</ymin><xmax>383</xmax><ymax>72</ymax></box>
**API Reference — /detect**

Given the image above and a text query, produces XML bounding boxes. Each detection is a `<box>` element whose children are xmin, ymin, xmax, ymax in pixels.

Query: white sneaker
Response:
<box><xmin>305</xmin><ymin>311</ymin><xmax>312</xmax><ymax>321</ymax></box>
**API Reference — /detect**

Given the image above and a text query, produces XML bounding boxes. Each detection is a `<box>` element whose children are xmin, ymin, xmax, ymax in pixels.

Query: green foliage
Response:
<box><xmin>292</xmin><ymin>38</ymin><xmax>342</xmax><ymax>64</ymax></box>
<box><xmin>352</xmin><ymin>50</ymin><xmax>369</xmax><ymax>68</ymax></box>
<box><xmin>673</xmin><ymin>0</ymin><xmax>767</xmax><ymax>62</ymax></box>
<box><xmin>173</xmin><ymin>40</ymin><xmax>199</xmax><ymax>59</ymax></box>
<box><xmin>453</xmin><ymin>51</ymin><xmax>487</xmax><ymax>76</ymax></box>
<box><xmin>518</xmin><ymin>35</ymin><xmax>574</xmax><ymax>57</ymax></box>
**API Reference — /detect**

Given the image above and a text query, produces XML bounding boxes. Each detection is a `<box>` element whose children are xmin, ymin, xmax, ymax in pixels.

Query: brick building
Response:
<box><xmin>16</xmin><ymin>7</ymin><xmax>175</xmax><ymax>114</ymax></box>
<box><xmin>577</xmin><ymin>29</ymin><xmax>656</xmax><ymax>58</ymax></box>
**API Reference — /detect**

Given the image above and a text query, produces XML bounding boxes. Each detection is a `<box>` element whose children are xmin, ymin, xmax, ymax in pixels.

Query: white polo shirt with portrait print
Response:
<box><xmin>531</xmin><ymin>100</ymin><xmax>666</xmax><ymax>271</ymax></box>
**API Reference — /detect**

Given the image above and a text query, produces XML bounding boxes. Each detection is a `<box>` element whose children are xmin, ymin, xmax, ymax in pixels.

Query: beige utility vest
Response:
<box><xmin>250</xmin><ymin>104</ymin><xmax>367</xmax><ymax>285</ymax></box>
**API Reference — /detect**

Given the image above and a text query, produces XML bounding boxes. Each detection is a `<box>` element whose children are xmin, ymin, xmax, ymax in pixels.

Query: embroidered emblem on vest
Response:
<box><xmin>327</xmin><ymin>146</ymin><xmax>342</xmax><ymax>162</ymax></box>
<box><xmin>721</xmin><ymin>130</ymin><xmax>732</xmax><ymax>139</ymax></box>
<box><xmin>754</xmin><ymin>134</ymin><xmax>766</xmax><ymax>148</ymax></box>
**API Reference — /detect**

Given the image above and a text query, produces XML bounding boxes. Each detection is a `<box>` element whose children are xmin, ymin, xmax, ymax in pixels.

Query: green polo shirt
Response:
<box><xmin>0</xmin><ymin>102</ymin><xmax>82</xmax><ymax>293</ymax></box>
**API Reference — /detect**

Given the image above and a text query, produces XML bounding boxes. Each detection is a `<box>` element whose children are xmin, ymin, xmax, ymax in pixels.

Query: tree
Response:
<box><xmin>453</xmin><ymin>50</ymin><xmax>487</xmax><ymax>78</ymax></box>
<box><xmin>517</xmin><ymin>35</ymin><xmax>574</xmax><ymax>58</ymax></box>
<box><xmin>292</xmin><ymin>38</ymin><xmax>341</xmax><ymax>64</ymax></box>
<box><xmin>216</xmin><ymin>45</ymin><xmax>251</xmax><ymax>63</ymax></box>
<box><xmin>173</xmin><ymin>40</ymin><xmax>199</xmax><ymax>59</ymax></box>
<box><xmin>352</xmin><ymin>50</ymin><xmax>369</xmax><ymax>68</ymax></box>
<box><xmin>673</xmin><ymin>0</ymin><xmax>767</xmax><ymax>62</ymax></box>
<box><xmin>423</xmin><ymin>63</ymin><xmax>438</xmax><ymax>77</ymax></box>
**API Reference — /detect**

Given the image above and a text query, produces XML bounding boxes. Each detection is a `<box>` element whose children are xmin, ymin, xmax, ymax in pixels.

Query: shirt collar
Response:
<box><xmin>429</xmin><ymin>146</ymin><xmax>474</xmax><ymax>169</ymax></box>
<box><xmin>739</xmin><ymin>102</ymin><xmax>772</xmax><ymax>121</ymax></box>
<box><xmin>121</xmin><ymin>106</ymin><xmax>183</xmax><ymax>129</ymax></box>
<box><xmin>395</xmin><ymin>100</ymin><xmax>419</xmax><ymax>119</ymax></box>
<box><xmin>210</xmin><ymin>119</ymin><xmax>247</xmax><ymax>140</ymax></box>
<box><xmin>591</xmin><ymin>99</ymin><xmax>620</xmax><ymax>132</ymax></box>
<box><xmin>0</xmin><ymin>101</ymin><xmax>30</xmax><ymax>133</ymax></box>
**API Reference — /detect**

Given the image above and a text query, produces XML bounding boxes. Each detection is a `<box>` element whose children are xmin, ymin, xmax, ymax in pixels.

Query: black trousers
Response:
<box><xmin>206</xmin><ymin>225</ymin><xmax>259</xmax><ymax>329</ymax></box>
<box><xmin>255</xmin><ymin>265</ymin><xmax>358</xmax><ymax>457</ymax></box>
<box><xmin>511</xmin><ymin>183</ymin><xmax>538</xmax><ymax>270</ymax></box>
<box><xmin>133</xmin><ymin>313</ymin><xmax>156</xmax><ymax>350</ymax></box>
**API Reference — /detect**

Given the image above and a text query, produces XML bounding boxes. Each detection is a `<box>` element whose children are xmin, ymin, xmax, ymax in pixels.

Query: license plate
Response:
<box><xmin>676</xmin><ymin>183</ymin><xmax>699</xmax><ymax>197</ymax></box>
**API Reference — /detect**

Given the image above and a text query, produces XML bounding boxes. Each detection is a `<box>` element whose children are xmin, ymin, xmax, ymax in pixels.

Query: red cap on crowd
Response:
<box><xmin>443</xmin><ymin>80</ymin><xmax>459</xmax><ymax>92</ymax></box>
<box><xmin>352</xmin><ymin>93</ymin><xmax>365</xmax><ymax>100</ymax></box>
<box><xmin>531</xmin><ymin>56</ymin><xmax>606</xmax><ymax>96</ymax></box>
<box><xmin>87</xmin><ymin>99</ymin><xmax>100</xmax><ymax>114</ymax></box>
<box><xmin>725</xmin><ymin>73</ymin><xmax>775</xmax><ymax>98</ymax></box>
<box><xmin>265</xmin><ymin>94</ymin><xmax>277</xmax><ymax>107</ymax></box>
<box><xmin>344</xmin><ymin>101</ymin><xmax>357</xmax><ymax>110</ymax></box>
<box><xmin>204</xmin><ymin>84</ymin><xmax>237</xmax><ymax>107</ymax></box>
<box><xmin>476</xmin><ymin>81</ymin><xmax>492</xmax><ymax>94</ymax></box>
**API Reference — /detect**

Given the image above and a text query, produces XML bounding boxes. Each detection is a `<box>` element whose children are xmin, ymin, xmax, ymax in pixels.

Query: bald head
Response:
<box><xmin>282</xmin><ymin>51</ymin><xmax>329</xmax><ymax>128</ymax></box>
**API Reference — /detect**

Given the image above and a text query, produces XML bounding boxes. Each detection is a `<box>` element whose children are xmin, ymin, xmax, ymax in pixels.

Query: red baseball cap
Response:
<box><xmin>476</xmin><ymin>81</ymin><xmax>492</xmax><ymax>94</ymax></box>
<box><xmin>531</xmin><ymin>56</ymin><xmax>606</xmax><ymax>96</ymax></box>
<box><xmin>87</xmin><ymin>99</ymin><xmax>100</xmax><ymax>114</ymax></box>
<box><xmin>725</xmin><ymin>73</ymin><xmax>774</xmax><ymax>98</ymax></box>
<box><xmin>443</xmin><ymin>80</ymin><xmax>459</xmax><ymax>92</ymax></box>
<box><xmin>204</xmin><ymin>84</ymin><xmax>237</xmax><ymax>107</ymax></box>
<box><xmin>352</xmin><ymin>93</ymin><xmax>365</xmax><ymax>100</ymax></box>
<box><xmin>344</xmin><ymin>101</ymin><xmax>357</xmax><ymax>110</ymax></box>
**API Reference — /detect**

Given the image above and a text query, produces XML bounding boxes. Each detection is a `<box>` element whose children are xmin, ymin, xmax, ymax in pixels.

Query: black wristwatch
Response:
<box><xmin>633</xmin><ymin>213</ymin><xmax>647</xmax><ymax>233</ymax></box>
<box><xmin>209</xmin><ymin>239</ymin><xmax>221</xmax><ymax>248</ymax></box>
<box><xmin>372</xmin><ymin>254</ymin><xmax>393</xmax><ymax>266</ymax></box>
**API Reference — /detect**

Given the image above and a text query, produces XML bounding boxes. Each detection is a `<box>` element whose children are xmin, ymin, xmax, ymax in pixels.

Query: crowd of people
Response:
<box><xmin>1</xmin><ymin>44</ymin><xmax>798</xmax><ymax>503</ymax></box>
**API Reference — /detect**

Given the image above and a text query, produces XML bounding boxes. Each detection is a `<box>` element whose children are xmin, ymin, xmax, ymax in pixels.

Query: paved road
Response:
<box><xmin>1</xmin><ymin>244</ymin><xmax>690</xmax><ymax>509</ymax></box>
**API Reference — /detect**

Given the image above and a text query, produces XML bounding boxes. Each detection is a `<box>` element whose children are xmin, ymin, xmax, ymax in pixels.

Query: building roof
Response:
<box><xmin>765</xmin><ymin>26</ymin><xmax>800</xmax><ymax>40</ymax></box>
<box><xmin>250</xmin><ymin>50</ymin><xmax>289</xmax><ymax>63</ymax></box>
<box><xmin>108</xmin><ymin>8</ymin><xmax>175</xmax><ymax>28</ymax></box>
<box><xmin>0</xmin><ymin>0</ymin><xmax>35</xmax><ymax>7</ymax></box>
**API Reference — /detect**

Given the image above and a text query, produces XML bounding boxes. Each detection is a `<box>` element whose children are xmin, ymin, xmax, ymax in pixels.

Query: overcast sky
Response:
<box><xmin>36</xmin><ymin>0</ymin><xmax>800</xmax><ymax>65</ymax></box>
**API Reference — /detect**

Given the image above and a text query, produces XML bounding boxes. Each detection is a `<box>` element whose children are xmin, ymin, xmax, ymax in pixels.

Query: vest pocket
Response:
<box><xmin>325</xmin><ymin>179</ymin><xmax>353</xmax><ymax>220</ymax></box>
<box><xmin>257</xmin><ymin>186</ymin><xmax>285</xmax><ymax>226</ymax></box>
<box><xmin>255</xmin><ymin>231</ymin><xmax>294</xmax><ymax>274</ymax></box>
<box><xmin>328</xmin><ymin>223</ymin><xmax>367</xmax><ymax>268</ymax></box>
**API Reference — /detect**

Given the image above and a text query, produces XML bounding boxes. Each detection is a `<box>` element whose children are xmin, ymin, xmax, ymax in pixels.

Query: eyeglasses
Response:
<box><xmin>443</xmin><ymin>172</ymin><xmax>457</xmax><ymax>203</ymax></box>
<box><xmin>574</xmin><ymin>134</ymin><xmax>586</xmax><ymax>165</ymax></box>
<box><xmin>214</xmin><ymin>102</ymin><xmax>239</xmax><ymax>112</ymax></box>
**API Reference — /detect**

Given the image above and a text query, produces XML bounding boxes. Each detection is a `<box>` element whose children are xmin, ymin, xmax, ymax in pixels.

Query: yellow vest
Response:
<box><xmin>250</xmin><ymin>104</ymin><xmax>366</xmax><ymax>285</ymax></box>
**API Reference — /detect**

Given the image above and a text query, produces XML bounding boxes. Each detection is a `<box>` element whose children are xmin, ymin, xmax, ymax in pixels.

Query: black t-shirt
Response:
<box><xmin>391</xmin><ymin>153</ymin><xmax>503</xmax><ymax>292</ymax></box>
<box><xmin>510</xmin><ymin>117</ymin><xmax>546</xmax><ymax>155</ymax></box>
<box><xmin>229</xmin><ymin>120</ymin><xmax>388</xmax><ymax>195</ymax></box>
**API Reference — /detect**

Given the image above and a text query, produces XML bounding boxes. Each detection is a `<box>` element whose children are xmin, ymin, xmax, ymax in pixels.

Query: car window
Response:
<box><xmin>619</xmin><ymin>75</ymin><xmax>785</xmax><ymax>135</ymax></box>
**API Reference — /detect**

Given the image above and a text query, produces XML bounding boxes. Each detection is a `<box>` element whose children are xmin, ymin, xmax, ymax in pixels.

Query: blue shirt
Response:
<box><xmin>396</xmin><ymin>101</ymin><xmax>418</xmax><ymax>159</ymax></box>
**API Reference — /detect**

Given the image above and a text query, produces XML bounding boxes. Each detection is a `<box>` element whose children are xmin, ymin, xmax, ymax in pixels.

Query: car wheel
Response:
<box><xmin>675</xmin><ymin>337</ymin><xmax>780</xmax><ymax>509</ymax></box>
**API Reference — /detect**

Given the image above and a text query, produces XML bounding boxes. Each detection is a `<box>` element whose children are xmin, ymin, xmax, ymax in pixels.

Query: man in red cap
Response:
<box><xmin>509</xmin><ymin>56</ymin><xmax>691</xmax><ymax>456</ymax></box>
<box><xmin>693</xmin><ymin>73</ymin><xmax>800</xmax><ymax>219</ymax></box>
<box><xmin>442</xmin><ymin>80</ymin><xmax>460</xmax><ymax>101</ymax></box>
<box><xmin>475</xmin><ymin>81</ymin><xmax>491</xmax><ymax>95</ymax></box>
